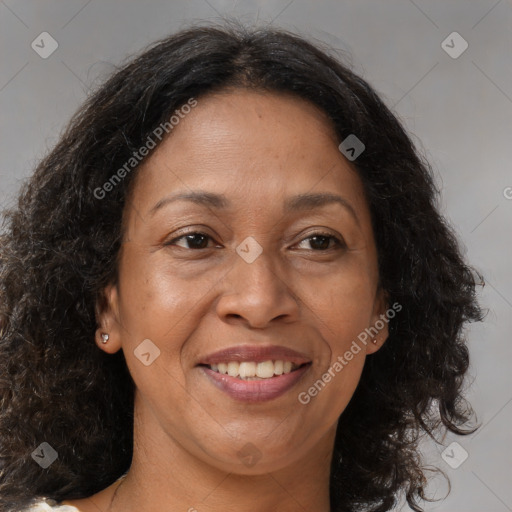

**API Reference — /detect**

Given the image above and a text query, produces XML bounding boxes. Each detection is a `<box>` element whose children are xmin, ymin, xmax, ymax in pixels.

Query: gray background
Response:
<box><xmin>1</xmin><ymin>1</ymin><xmax>511</xmax><ymax>510</ymax></box>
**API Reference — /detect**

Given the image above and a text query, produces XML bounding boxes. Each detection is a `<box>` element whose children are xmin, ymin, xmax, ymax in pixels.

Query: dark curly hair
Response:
<box><xmin>0</xmin><ymin>21</ymin><xmax>484</xmax><ymax>512</ymax></box>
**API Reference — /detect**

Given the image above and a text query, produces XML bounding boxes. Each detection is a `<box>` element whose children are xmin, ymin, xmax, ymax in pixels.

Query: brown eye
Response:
<box><xmin>166</xmin><ymin>232</ymin><xmax>214</xmax><ymax>250</ymax></box>
<box><xmin>295</xmin><ymin>232</ymin><xmax>344</xmax><ymax>251</ymax></box>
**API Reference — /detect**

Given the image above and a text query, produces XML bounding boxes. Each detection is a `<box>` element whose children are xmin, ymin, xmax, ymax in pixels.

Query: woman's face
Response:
<box><xmin>98</xmin><ymin>89</ymin><xmax>388</xmax><ymax>474</ymax></box>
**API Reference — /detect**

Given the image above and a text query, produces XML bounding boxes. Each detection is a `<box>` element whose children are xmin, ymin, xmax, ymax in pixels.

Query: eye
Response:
<box><xmin>294</xmin><ymin>232</ymin><xmax>345</xmax><ymax>251</ymax></box>
<box><xmin>165</xmin><ymin>231</ymin><xmax>218</xmax><ymax>250</ymax></box>
<box><xmin>164</xmin><ymin>230</ymin><xmax>344</xmax><ymax>252</ymax></box>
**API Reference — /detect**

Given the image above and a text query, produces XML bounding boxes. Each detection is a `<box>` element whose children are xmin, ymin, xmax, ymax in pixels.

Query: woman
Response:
<box><xmin>0</xmin><ymin>22</ymin><xmax>484</xmax><ymax>512</ymax></box>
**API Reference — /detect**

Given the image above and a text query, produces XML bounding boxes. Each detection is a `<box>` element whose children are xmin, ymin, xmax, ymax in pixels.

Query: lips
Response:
<box><xmin>197</xmin><ymin>345</ymin><xmax>312</xmax><ymax>402</ymax></box>
<box><xmin>198</xmin><ymin>345</ymin><xmax>311</xmax><ymax>366</ymax></box>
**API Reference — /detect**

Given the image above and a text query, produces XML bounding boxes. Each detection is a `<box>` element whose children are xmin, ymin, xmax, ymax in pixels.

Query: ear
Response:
<box><xmin>94</xmin><ymin>283</ymin><xmax>123</xmax><ymax>354</ymax></box>
<box><xmin>366</xmin><ymin>286</ymin><xmax>389</xmax><ymax>355</ymax></box>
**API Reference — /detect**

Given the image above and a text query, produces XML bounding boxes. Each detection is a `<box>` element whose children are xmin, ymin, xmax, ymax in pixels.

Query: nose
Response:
<box><xmin>215</xmin><ymin>247</ymin><xmax>300</xmax><ymax>329</ymax></box>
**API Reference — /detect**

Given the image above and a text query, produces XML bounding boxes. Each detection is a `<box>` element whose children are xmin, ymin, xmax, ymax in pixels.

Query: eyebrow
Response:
<box><xmin>149</xmin><ymin>190</ymin><xmax>359</xmax><ymax>225</ymax></box>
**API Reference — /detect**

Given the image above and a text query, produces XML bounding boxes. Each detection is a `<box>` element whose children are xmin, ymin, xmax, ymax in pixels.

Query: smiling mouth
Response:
<box><xmin>199</xmin><ymin>360</ymin><xmax>309</xmax><ymax>380</ymax></box>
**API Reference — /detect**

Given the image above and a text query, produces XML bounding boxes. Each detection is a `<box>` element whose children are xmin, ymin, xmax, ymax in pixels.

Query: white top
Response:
<box><xmin>22</xmin><ymin>499</ymin><xmax>79</xmax><ymax>511</ymax></box>
<box><xmin>23</xmin><ymin>473</ymin><xmax>127</xmax><ymax>511</ymax></box>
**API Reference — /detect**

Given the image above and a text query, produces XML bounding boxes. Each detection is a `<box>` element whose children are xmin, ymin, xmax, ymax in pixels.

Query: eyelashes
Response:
<box><xmin>293</xmin><ymin>232</ymin><xmax>345</xmax><ymax>251</ymax></box>
<box><xmin>165</xmin><ymin>231</ymin><xmax>345</xmax><ymax>252</ymax></box>
<box><xmin>166</xmin><ymin>232</ymin><xmax>216</xmax><ymax>250</ymax></box>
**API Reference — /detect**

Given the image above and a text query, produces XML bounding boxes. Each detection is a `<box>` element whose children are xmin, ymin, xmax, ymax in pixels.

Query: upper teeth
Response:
<box><xmin>210</xmin><ymin>360</ymin><xmax>299</xmax><ymax>379</ymax></box>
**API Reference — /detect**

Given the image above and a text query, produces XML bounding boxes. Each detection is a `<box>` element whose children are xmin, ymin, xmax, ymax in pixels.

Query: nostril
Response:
<box><xmin>226</xmin><ymin>314</ymin><xmax>243</xmax><ymax>321</ymax></box>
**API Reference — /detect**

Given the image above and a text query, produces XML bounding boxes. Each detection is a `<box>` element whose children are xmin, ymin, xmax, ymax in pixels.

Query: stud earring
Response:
<box><xmin>101</xmin><ymin>333</ymin><xmax>110</xmax><ymax>344</ymax></box>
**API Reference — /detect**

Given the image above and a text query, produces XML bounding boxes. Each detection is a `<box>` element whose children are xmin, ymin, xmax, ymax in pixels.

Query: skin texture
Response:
<box><xmin>63</xmin><ymin>89</ymin><xmax>388</xmax><ymax>512</ymax></box>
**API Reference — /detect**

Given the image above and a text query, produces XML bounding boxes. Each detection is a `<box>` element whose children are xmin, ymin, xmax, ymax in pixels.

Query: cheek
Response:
<box><xmin>300</xmin><ymin>351</ymin><xmax>366</xmax><ymax>434</ymax></box>
<box><xmin>114</xmin><ymin>252</ymin><xmax>203</xmax><ymax>415</ymax></box>
<box><xmin>311</xmin><ymin>259</ymin><xmax>377</xmax><ymax>350</ymax></box>
<box><xmin>301</xmin><ymin>261</ymin><xmax>376</xmax><ymax>421</ymax></box>
<box><xmin>117</xmin><ymin>247</ymin><xmax>211</xmax><ymax>337</ymax></box>
<box><xmin>115</xmin><ymin>248</ymin><xmax>225</xmax><ymax>395</ymax></box>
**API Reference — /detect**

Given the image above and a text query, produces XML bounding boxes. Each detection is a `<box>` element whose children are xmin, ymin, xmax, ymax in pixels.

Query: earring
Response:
<box><xmin>101</xmin><ymin>333</ymin><xmax>110</xmax><ymax>344</ymax></box>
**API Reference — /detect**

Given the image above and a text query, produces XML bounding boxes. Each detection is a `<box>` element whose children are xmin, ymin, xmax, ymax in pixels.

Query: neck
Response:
<box><xmin>107</xmin><ymin>394</ymin><xmax>335</xmax><ymax>512</ymax></box>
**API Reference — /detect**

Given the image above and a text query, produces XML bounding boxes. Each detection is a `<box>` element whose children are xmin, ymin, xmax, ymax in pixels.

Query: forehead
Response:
<box><xmin>127</xmin><ymin>89</ymin><xmax>369</xmax><ymax>219</ymax></box>
<box><xmin>145</xmin><ymin>89</ymin><xmax>339</xmax><ymax>168</ymax></box>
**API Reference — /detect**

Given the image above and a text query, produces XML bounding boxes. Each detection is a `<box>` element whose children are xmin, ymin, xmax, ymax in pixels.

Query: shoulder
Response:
<box><xmin>20</xmin><ymin>499</ymin><xmax>80</xmax><ymax>511</ymax></box>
